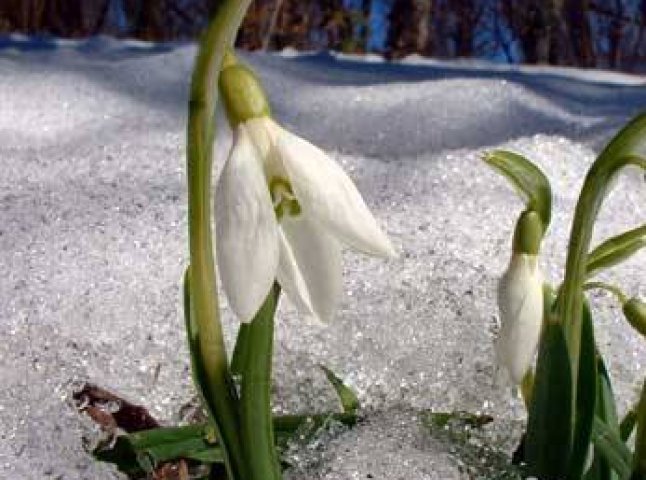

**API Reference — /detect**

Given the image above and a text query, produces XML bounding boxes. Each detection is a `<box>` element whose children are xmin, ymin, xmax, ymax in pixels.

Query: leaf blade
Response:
<box><xmin>320</xmin><ymin>365</ymin><xmax>360</xmax><ymax>413</ymax></box>
<box><xmin>483</xmin><ymin>149</ymin><xmax>552</xmax><ymax>229</ymax></box>
<box><xmin>587</xmin><ymin>224</ymin><xmax>646</xmax><ymax>277</ymax></box>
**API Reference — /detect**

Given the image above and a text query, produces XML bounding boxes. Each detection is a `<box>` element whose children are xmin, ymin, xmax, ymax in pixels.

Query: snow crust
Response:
<box><xmin>1</xmin><ymin>38</ymin><xmax>644</xmax><ymax>478</ymax></box>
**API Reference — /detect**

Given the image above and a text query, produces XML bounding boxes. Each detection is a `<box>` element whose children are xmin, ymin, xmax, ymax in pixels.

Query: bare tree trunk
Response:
<box><xmin>629</xmin><ymin>0</ymin><xmax>646</xmax><ymax>69</ymax></box>
<box><xmin>501</xmin><ymin>0</ymin><xmax>553</xmax><ymax>64</ymax></box>
<box><xmin>415</xmin><ymin>0</ymin><xmax>432</xmax><ymax>54</ymax></box>
<box><xmin>262</xmin><ymin>0</ymin><xmax>284</xmax><ymax>50</ymax></box>
<box><xmin>450</xmin><ymin>0</ymin><xmax>480</xmax><ymax>57</ymax></box>
<box><xmin>564</xmin><ymin>0</ymin><xmax>596</xmax><ymax>67</ymax></box>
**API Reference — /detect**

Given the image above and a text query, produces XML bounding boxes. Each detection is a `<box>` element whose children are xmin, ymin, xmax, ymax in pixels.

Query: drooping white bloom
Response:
<box><xmin>215</xmin><ymin>116</ymin><xmax>396</xmax><ymax>323</ymax></box>
<box><xmin>495</xmin><ymin>253</ymin><xmax>544</xmax><ymax>384</ymax></box>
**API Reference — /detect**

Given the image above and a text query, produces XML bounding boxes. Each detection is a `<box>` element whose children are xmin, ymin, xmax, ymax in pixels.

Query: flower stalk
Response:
<box><xmin>185</xmin><ymin>1</ymin><xmax>253</xmax><ymax>478</ymax></box>
<box><xmin>559</xmin><ymin>113</ymin><xmax>646</xmax><ymax>389</ymax></box>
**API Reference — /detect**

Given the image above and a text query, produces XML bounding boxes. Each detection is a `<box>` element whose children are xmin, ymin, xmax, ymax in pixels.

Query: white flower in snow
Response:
<box><xmin>495</xmin><ymin>253</ymin><xmax>544</xmax><ymax>384</ymax></box>
<box><xmin>215</xmin><ymin>116</ymin><xmax>396</xmax><ymax>323</ymax></box>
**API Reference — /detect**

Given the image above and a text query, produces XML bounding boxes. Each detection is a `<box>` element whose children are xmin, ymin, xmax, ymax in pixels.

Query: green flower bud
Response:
<box><xmin>512</xmin><ymin>210</ymin><xmax>543</xmax><ymax>255</ymax></box>
<box><xmin>219</xmin><ymin>54</ymin><xmax>270</xmax><ymax>127</ymax></box>
<box><xmin>623</xmin><ymin>297</ymin><xmax>646</xmax><ymax>337</ymax></box>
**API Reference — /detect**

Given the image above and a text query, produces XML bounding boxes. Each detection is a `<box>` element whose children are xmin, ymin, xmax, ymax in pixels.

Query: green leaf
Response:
<box><xmin>588</xmin><ymin>355</ymin><xmax>621</xmax><ymax>480</ymax></box>
<box><xmin>92</xmin><ymin>435</ymin><xmax>145</xmax><ymax>476</ymax></box>
<box><xmin>92</xmin><ymin>425</ymin><xmax>225</xmax><ymax>478</ymax></box>
<box><xmin>591</xmin><ymin>416</ymin><xmax>633</xmax><ymax>480</ymax></box>
<box><xmin>525</xmin><ymin>317</ymin><xmax>573</xmax><ymax>479</ymax></box>
<box><xmin>182</xmin><ymin>268</ymin><xmax>207</xmax><ymax>413</ymax></box>
<box><xmin>239</xmin><ymin>283</ymin><xmax>282</xmax><ymax>480</ymax></box>
<box><xmin>231</xmin><ymin>323</ymin><xmax>250</xmax><ymax>377</ymax></box>
<box><xmin>587</xmin><ymin>224</ymin><xmax>646</xmax><ymax>277</ymax></box>
<box><xmin>319</xmin><ymin>365</ymin><xmax>360</xmax><ymax>413</ymax></box>
<box><xmin>620</xmin><ymin>408</ymin><xmax>637</xmax><ymax>443</ymax></box>
<box><xmin>634</xmin><ymin>381</ymin><xmax>646</xmax><ymax>478</ymax></box>
<box><xmin>570</xmin><ymin>301</ymin><xmax>599</xmax><ymax>479</ymax></box>
<box><xmin>483</xmin><ymin>149</ymin><xmax>552</xmax><ymax>229</ymax></box>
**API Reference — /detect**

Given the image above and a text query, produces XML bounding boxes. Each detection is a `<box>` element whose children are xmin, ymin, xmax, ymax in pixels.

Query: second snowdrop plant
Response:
<box><xmin>216</xmin><ymin>52</ymin><xmax>395</xmax><ymax>324</ymax></box>
<box><xmin>484</xmin><ymin>114</ymin><xmax>646</xmax><ymax>480</ymax></box>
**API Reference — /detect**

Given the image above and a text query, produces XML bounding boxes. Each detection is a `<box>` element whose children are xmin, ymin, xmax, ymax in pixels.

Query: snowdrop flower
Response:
<box><xmin>215</xmin><ymin>54</ymin><xmax>395</xmax><ymax>323</ymax></box>
<box><xmin>495</xmin><ymin>210</ymin><xmax>544</xmax><ymax>384</ymax></box>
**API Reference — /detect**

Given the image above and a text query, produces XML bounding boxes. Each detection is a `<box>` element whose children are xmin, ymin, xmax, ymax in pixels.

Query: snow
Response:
<box><xmin>1</xmin><ymin>37</ymin><xmax>645</xmax><ymax>479</ymax></box>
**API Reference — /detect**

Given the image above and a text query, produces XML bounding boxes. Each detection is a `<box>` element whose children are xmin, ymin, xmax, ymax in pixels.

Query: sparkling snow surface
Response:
<box><xmin>1</xmin><ymin>39</ymin><xmax>645</xmax><ymax>479</ymax></box>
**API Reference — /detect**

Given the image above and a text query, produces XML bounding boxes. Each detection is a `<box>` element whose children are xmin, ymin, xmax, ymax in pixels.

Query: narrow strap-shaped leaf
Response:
<box><xmin>570</xmin><ymin>301</ymin><xmax>599</xmax><ymax>479</ymax></box>
<box><xmin>525</xmin><ymin>317</ymin><xmax>573</xmax><ymax>479</ymax></box>
<box><xmin>587</xmin><ymin>224</ymin><xmax>646</xmax><ymax>278</ymax></box>
<box><xmin>634</xmin><ymin>381</ymin><xmax>646</xmax><ymax>478</ymax></box>
<box><xmin>483</xmin><ymin>150</ymin><xmax>552</xmax><ymax>229</ymax></box>
<box><xmin>231</xmin><ymin>323</ymin><xmax>250</xmax><ymax>377</ymax></box>
<box><xmin>239</xmin><ymin>283</ymin><xmax>282</xmax><ymax>480</ymax></box>
<box><xmin>591</xmin><ymin>417</ymin><xmax>633</xmax><ymax>480</ymax></box>
<box><xmin>586</xmin><ymin>354</ymin><xmax>621</xmax><ymax>480</ymax></box>
<box><xmin>320</xmin><ymin>365</ymin><xmax>360</xmax><ymax>413</ymax></box>
<box><xmin>620</xmin><ymin>408</ymin><xmax>637</xmax><ymax>443</ymax></box>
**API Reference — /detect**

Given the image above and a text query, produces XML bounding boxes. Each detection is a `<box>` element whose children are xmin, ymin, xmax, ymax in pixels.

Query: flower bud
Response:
<box><xmin>219</xmin><ymin>54</ymin><xmax>270</xmax><ymax>127</ymax></box>
<box><xmin>496</xmin><ymin>253</ymin><xmax>544</xmax><ymax>384</ymax></box>
<box><xmin>623</xmin><ymin>297</ymin><xmax>646</xmax><ymax>337</ymax></box>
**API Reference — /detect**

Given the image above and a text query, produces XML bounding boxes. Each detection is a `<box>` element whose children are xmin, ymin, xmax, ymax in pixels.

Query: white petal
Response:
<box><xmin>275</xmin><ymin>129</ymin><xmax>396</xmax><ymax>258</ymax></box>
<box><xmin>495</xmin><ymin>254</ymin><xmax>544</xmax><ymax>384</ymax></box>
<box><xmin>276</xmin><ymin>228</ymin><xmax>315</xmax><ymax>317</ymax></box>
<box><xmin>277</xmin><ymin>217</ymin><xmax>343</xmax><ymax>323</ymax></box>
<box><xmin>215</xmin><ymin>128</ymin><xmax>279</xmax><ymax>323</ymax></box>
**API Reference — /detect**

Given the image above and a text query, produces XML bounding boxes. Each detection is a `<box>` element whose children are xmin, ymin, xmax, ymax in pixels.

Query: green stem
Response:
<box><xmin>559</xmin><ymin>113</ymin><xmax>646</xmax><ymax>398</ymax></box>
<box><xmin>583</xmin><ymin>281</ymin><xmax>628</xmax><ymax>304</ymax></box>
<box><xmin>240</xmin><ymin>283</ymin><xmax>283</xmax><ymax>480</ymax></box>
<box><xmin>186</xmin><ymin>1</ymin><xmax>253</xmax><ymax>478</ymax></box>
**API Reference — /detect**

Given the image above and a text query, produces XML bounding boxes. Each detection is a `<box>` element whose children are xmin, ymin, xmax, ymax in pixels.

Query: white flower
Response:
<box><xmin>495</xmin><ymin>253</ymin><xmax>544</xmax><ymax>384</ymax></box>
<box><xmin>215</xmin><ymin>116</ymin><xmax>396</xmax><ymax>323</ymax></box>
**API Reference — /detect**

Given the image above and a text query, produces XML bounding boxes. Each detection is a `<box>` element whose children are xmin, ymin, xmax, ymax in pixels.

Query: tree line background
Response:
<box><xmin>1</xmin><ymin>0</ymin><xmax>645</xmax><ymax>70</ymax></box>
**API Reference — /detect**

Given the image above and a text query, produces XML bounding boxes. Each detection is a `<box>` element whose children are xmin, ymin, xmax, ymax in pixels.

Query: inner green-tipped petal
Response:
<box><xmin>269</xmin><ymin>176</ymin><xmax>302</xmax><ymax>220</ymax></box>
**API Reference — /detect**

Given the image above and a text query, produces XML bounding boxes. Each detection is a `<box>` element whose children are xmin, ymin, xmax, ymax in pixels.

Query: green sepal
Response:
<box><xmin>525</xmin><ymin>315</ymin><xmax>573</xmax><ymax>479</ymax></box>
<box><xmin>587</xmin><ymin>224</ymin><xmax>646</xmax><ymax>278</ymax></box>
<box><xmin>569</xmin><ymin>300</ymin><xmax>599</xmax><ymax>479</ymax></box>
<box><xmin>483</xmin><ymin>149</ymin><xmax>552</xmax><ymax>230</ymax></box>
<box><xmin>623</xmin><ymin>298</ymin><xmax>646</xmax><ymax>338</ymax></box>
<box><xmin>591</xmin><ymin>416</ymin><xmax>633</xmax><ymax>480</ymax></box>
<box><xmin>219</xmin><ymin>52</ymin><xmax>271</xmax><ymax>127</ymax></box>
<box><xmin>513</xmin><ymin>209</ymin><xmax>543</xmax><ymax>255</ymax></box>
<box><xmin>320</xmin><ymin>365</ymin><xmax>360</xmax><ymax>413</ymax></box>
